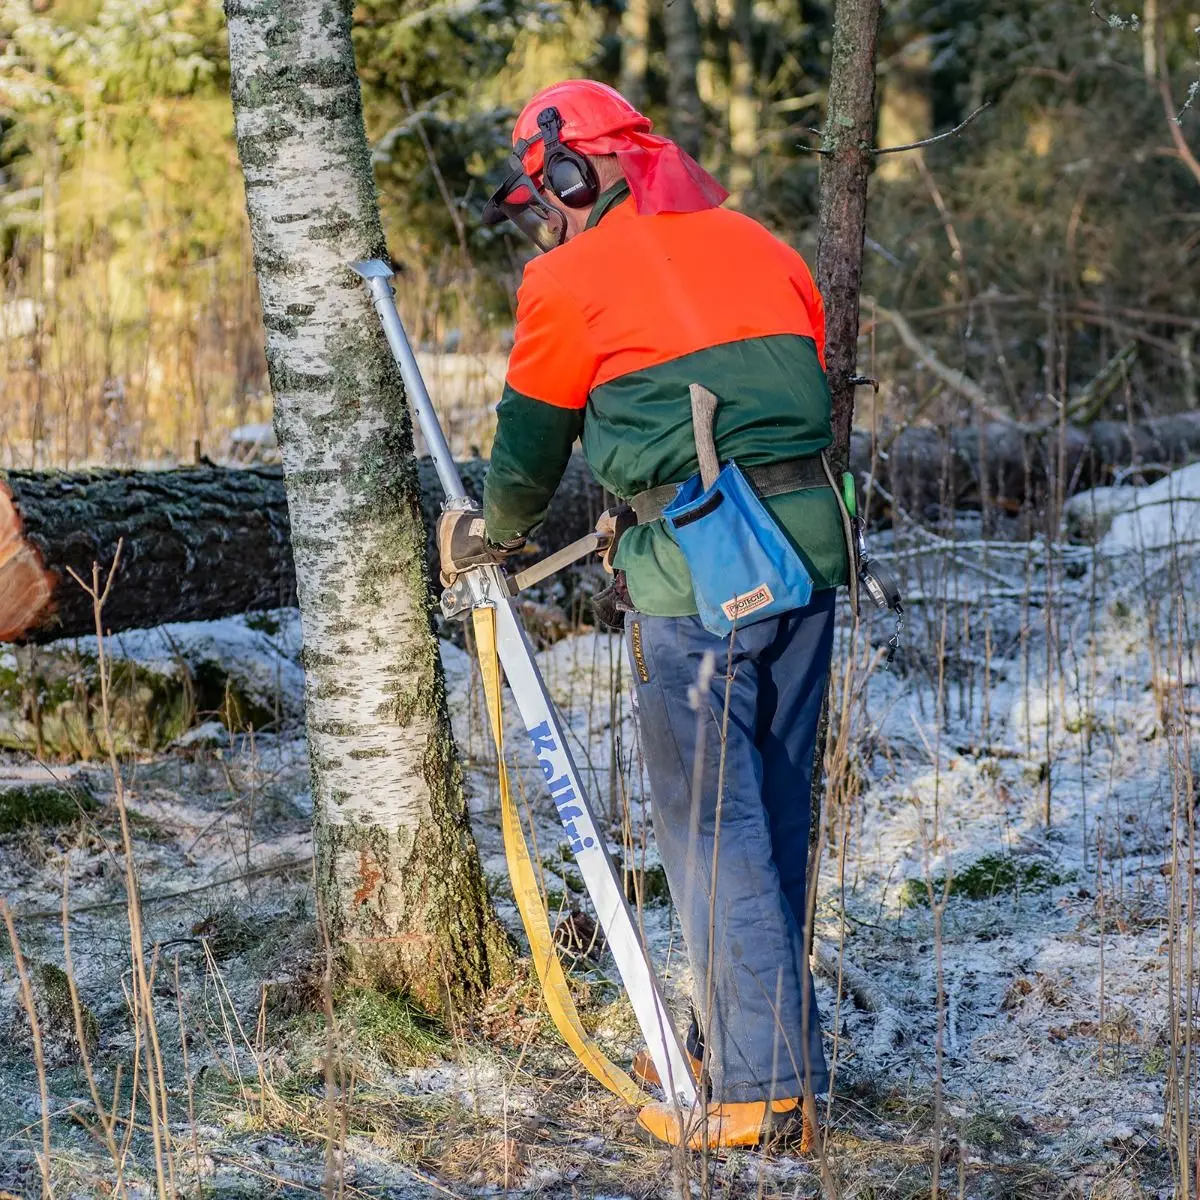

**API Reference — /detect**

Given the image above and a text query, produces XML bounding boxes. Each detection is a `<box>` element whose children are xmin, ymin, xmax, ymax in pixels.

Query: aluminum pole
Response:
<box><xmin>350</xmin><ymin>260</ymin><xmax>698</xmax><ymax>1105</ymax></box>
<box><xmin>349</xmin><ymin>259</ymin><xmax>467</xmax><ymax>504</ymax></box>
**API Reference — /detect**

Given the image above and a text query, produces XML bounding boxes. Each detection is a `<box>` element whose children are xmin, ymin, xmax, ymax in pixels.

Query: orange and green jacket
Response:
<box><xmin>484</xmin><ymin>182</ymin><xmax>848</xmax><ymax>616</ymax></box>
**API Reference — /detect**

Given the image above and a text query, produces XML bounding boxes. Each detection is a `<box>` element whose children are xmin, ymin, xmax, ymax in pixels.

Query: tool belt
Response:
<box><xmin>604</xmin><ymin>446</ymin><xmax>859</xmax><ymax>624</ymax></box>
<box><xmin>630</xmin><ymin>454</ymin><xmax>829</xmax><ymax>525</ymax></box>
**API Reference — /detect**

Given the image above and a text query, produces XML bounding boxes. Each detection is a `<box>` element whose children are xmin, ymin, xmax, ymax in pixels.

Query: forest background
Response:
<box><xmin>2</xmin><ymin>0</ymin><xmax>1198</xmax><ymax>471</ymax></box>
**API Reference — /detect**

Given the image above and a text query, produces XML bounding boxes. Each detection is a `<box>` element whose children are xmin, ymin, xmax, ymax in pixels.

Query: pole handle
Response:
<box><xmin>350</xmin><ymin>259</ymin><xmax>468</xmax><ymax>504</ymax></box>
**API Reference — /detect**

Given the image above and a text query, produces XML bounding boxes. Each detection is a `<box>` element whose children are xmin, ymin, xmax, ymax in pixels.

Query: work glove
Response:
<box><xmin>592</xmin><ymin>572</ymin><xmax>634</xmax><ymax>631</ymax></box>
<box><xmin>594</xmin><ymin>505</ymin><xmax>636</xmax><ymax>574</ymax></box>
<box><xmin>436</xmin><ymin>507</ymin><xmax>524</xmax><ymax>587</ymax></box>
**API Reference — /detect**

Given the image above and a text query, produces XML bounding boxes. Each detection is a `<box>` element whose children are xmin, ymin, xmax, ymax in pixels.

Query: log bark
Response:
<box><xmin>0</xmin><ymin>456</ymin><xmax>603</xmax><ymax>645</ymax></box>
<box><xmin>7</xmin><ymin>411</ymin><xmax>1200</xmax><ymax>644</ymax></box>
<box><xmin>224</xmin><ymin>0</ymin><xmax>510</xmax><ymax>1011</ymax></box>
<box><xmin>856</xmin><ymin>411</ymin><xmax>1200</xmax><ymax>519</ymax></box>
<box><xmin>0</xmin><ymin>467</ymin><xmax>296</xmax><ymax>643</ymax></box>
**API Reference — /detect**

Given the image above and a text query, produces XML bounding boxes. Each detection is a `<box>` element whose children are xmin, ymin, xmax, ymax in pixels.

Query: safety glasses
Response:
<box><xmin>482</xmin><ymin>145</ymin><xmax>567</xmax><ymax>254</ymax></box>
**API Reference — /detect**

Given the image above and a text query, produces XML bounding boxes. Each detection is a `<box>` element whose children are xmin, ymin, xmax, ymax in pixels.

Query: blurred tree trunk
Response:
<box><xmin>816</xmin><ymin>0</ymin><xmax>881</xmax><ymax>470</ymax></box>
<box><xmin>875</xmin><ymin>38</ymin><xmax>930</xmax><ymax>183</ymax></box>
<box><xmin>664</xmin><ymin>0</ymin><xmax>705</xmax><ymax>158</ymax></box>
<box><xmin>223</xmin><ymin>0</ymin><xmax>511</xmax><ymax>1013</ymax></box>
<box><xmin>1142</xmin><ymin>0</ymin><xmax>1158</xmax><ymax>81</ymax></box>
<box><xmin>619</xmin><ymin>0</ymin><xmax>652</xmax><ymax>111</ymax></box>
<box><xmin>719</xmin><ymin>0</ymin><xmax>757</xmax><ymax>204</ymax></box>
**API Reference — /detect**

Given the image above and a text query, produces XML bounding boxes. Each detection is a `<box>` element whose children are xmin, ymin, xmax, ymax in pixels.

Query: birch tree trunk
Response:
<box><xmin>664</xmin><ymin>0</ymin><xmax>705</xmax><ymax>159</ymax></box>
<box><xmin>817</xmin><ymin>0</ymin><xmax>881</xmax><ymax>470</ymax></box>
<box><xmin>224</xmin><ymin>0</ymin><xmax>511</xmax><ymax>1011</ymax></box>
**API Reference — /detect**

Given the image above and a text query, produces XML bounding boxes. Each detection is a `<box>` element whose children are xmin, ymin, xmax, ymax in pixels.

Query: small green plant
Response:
<box><xmin>901</xmin><ymin>854</ymin><xmax>1076</xmax><ymax>908</ymax></box>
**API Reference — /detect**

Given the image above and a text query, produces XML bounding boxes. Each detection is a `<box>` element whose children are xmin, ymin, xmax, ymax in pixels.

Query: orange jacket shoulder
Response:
<box><xmin>504</xmin><ymin>257</ymin><xmax>598</xmax><ymax>410</ymax></box>
<box><xmin>541</xmin><ymin>205</ymin><xmax>827</xmax><ymax>385</ymax></box>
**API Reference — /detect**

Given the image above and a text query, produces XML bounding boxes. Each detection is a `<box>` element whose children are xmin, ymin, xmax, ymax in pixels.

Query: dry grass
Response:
<box><xmin>3</xmin><ymin>372</ymin><xmax>1200</xmax><ymax>1199</ymax></box>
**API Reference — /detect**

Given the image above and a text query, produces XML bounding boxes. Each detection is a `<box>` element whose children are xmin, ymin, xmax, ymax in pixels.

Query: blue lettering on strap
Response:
<box><xmin>528</xmin><ymin>721</ymin><xmax>596</xmax><ymax>854</ymax></box>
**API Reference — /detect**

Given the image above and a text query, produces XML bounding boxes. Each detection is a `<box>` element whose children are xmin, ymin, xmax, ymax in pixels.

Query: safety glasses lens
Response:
<box><xmin>508</xmin><ymin>202</ymin><xmax>567</xmax><ymax>253</ymax></box>
<box><xmin>482</xmin><ymin>169</ymin><xmax>566</xmax><ymax>253</ymax></box>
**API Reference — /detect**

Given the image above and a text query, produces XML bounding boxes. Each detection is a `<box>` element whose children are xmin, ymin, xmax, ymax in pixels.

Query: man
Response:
<box><xmin>438</xmin><ymin>79</ymin><xmax>850</xmax><ymax>1150</ymax></box>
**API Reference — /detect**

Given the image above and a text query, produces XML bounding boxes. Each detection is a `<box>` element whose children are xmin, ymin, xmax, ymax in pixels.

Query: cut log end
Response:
<box><xmin>0</xmin><ymin>482</ymin><xmax>57</xmax><ymax>643</ymax></box>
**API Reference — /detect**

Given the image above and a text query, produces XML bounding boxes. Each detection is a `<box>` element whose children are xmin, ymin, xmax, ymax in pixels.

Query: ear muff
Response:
<box><xmin>537</xmin><ymin>107</ymin><xmax>599</xmax><ymax>209</ymax></box>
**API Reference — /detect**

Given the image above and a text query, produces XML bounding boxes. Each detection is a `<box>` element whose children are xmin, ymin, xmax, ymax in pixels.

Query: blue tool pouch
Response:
<box><xmin>663</xmin><ymin>385</ymin><xmax>815</xmax><ymax>637</ymax></box>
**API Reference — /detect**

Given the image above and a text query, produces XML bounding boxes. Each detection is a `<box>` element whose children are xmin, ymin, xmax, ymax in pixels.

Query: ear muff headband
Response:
<box><xmin>537</xmin><ymin>107</ymin><xmax>599</xmax><ymax>209</ymax></box>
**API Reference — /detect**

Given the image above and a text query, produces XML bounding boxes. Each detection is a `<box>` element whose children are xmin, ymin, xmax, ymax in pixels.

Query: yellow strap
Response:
<box><xmin>472</xmin><ymin>606</ymin><xmax>645</xmax><ymax>1105</ymax></box>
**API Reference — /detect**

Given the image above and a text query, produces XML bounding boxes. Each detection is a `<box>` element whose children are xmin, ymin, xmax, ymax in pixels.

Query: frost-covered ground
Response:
<box><xmin>2</xmin><ymin>502</ymin><xmax>1199</xmax><ymax>1197</ymax></box>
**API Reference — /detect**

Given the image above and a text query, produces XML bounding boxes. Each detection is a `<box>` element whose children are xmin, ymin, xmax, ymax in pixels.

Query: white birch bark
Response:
<box><xmin>224</xmin><ymin>0</ymin><xmax>510</xmax><ymax>1008</ymax></box>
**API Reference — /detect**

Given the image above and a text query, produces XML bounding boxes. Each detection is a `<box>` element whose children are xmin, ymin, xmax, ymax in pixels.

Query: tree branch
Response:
<box><xmin>801</xmin><ymin>102</ymin><xmax>990</xmax><ymax>157</ymax></box>
<box><xmin>1157</xmin><ymin>55</ymin><xmax>1200</xmax><ymax>188</ymax></box>
<box><xmin>872</xmin><ymin>103</ymin><xmax>991</xmax><ymax>156</ymax></box>
<box><xmin>871</xmin><ymin>301</ymin><xmax>1013</xmax><ymax>423</ymax></box>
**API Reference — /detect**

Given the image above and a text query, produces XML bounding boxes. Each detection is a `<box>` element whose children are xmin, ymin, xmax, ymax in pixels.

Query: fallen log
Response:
<box><xmin>0</xmin><ymin>457</ymin><xmax>607</xmax><ymax>644</ymax></box>
<box><xmin>5</xmin><ymin>408</ymin><xmax>1200</xmax><ymax>642</ymax></box>
<box><xmin>1</xmin><ymin>467</ymin><xmax>297</xmax><ymax>644</ymax></box>
<box><xmin>854</xmin><ymin>410</ymin><xmax>1200</xmax><ymax>519</ymax></box>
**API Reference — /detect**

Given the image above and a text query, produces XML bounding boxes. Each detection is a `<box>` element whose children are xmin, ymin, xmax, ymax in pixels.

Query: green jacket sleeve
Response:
<box><xmin>484</xmin><ymin>260</ymin><xmax>595</xmax><ymax>544</ymax></box>
<box><xmin>484</xmin><ymin>385</ymin><xmax>584</xmax><ymax>543</ymax></box>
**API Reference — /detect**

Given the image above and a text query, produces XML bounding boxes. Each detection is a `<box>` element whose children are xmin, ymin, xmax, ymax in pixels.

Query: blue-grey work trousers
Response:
<box><xmin>626</xmin><ymin>589</ymin><xmax>835</xmax><ymax>1103</ymax></box>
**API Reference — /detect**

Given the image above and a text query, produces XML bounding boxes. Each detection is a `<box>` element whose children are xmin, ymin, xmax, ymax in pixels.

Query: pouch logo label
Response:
<box><xmin>527</xmin><ymin>720</ymin><xmax>596</xmax><ymax>855</ymax></box>
<box><xmin>722</xmin><ymin>583</ymin><xmax>774</xmax><ymax>622</ymax></box>
<box><xmin>629</xmin><ymin>621</ymin><xmax>650</xmax><ymax>683</ymax></box>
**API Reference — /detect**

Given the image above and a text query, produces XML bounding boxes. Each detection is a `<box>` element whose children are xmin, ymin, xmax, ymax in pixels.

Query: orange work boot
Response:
<box><xmin>637</xmin><ymin>1096</ymin><xmax>818</xmax><ymax>1152</ymax></box>
<box><xmin>630</xmin><ymin>1046</ymin><xmax>704</xmax><ymax>1090</ymax></box>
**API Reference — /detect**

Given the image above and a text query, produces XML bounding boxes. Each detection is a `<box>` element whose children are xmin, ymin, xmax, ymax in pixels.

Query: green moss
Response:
<box><xmin>901</xmin><ymin>853</ymin><xmax>1076</xmax><ymax>908</ymax></box>
<box><xmin>35</xmin><ymin>963</ymin><xmax>99</xmax><ymax>1056</ymax></box>
<box><xmin>0</xmin><ymin>782</ymin><xmax>96</xmax><ymax>834</ymax></box>
<box><xmin>961</xmin><ymin>1107</ymin><xmax>1030</xmax><ymax>1157</ymax></box>
<box><xmin>244</xmin><ymin>612</ymin><xmax>282</xmax><ymax>635</ymax></box>
<box><xmin>622</xmin><ymin>861</ymin><xmax>671</xmax><ymax>905</ymax></box>
<box><xmin>0</xmin><ymin>648</ymin><xmax>279</xmax><ymax>759</ymax></box>
<box><xmin>559</xmin><ymin>867</ymin><xmax>585</xmax><ymax>894</ymax></box>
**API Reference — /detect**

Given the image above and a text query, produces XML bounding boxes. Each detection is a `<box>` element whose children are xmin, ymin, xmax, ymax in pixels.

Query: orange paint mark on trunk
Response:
<box><xmin>353</xmin><ymin>850</ymin><xmax>383</xmax><ymax>905</ymax></box>
<box><xmin>0</xmin><ymin>482</ymin><xmax>56</xmax><ymax>643</ymax></box>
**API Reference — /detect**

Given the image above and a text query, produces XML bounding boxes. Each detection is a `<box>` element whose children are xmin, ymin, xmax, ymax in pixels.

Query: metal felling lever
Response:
<box><xmin>349</xmin><ymin>258</ymin><xmax>698</xmax><ymax>1107</ymax></box>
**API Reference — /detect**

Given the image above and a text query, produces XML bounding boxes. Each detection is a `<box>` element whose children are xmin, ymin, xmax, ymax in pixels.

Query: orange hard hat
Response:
<box><xmin>513</xmin><ymin>80</ymin><xmax>652</xmax><ymax>177</ymax></box>
<box><xmin>497</xmin><ymin>78</ymin><xmax>727</xmax><ymax>223</ymax></box>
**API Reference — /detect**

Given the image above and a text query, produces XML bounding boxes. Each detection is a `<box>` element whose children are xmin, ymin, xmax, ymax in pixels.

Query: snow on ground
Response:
<box><xmin>1101</xmin><ymin>461</ymin><xmax>1200</xmax><ymax>555</ymax></box>
<box><xmin>1</xmin><ymin>515</ymin><xmax>1198</xmax><ymax>1196</ymax></box>
<box><xmin>81</xmin><ymin>608</ymin><xmax>307</xmax><ymax>718</ymax></box>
